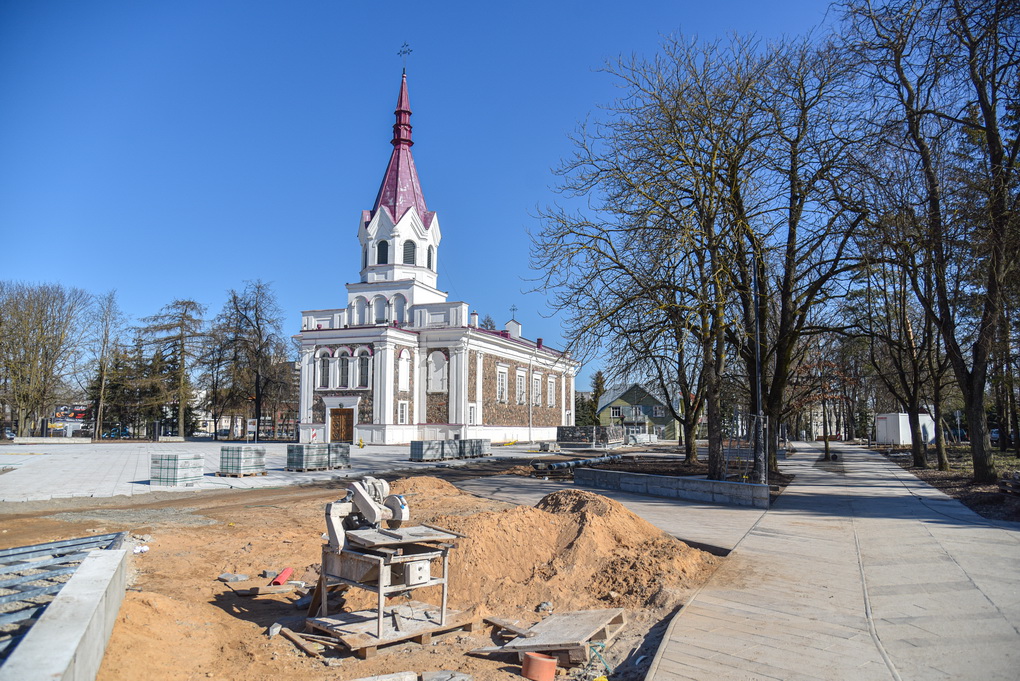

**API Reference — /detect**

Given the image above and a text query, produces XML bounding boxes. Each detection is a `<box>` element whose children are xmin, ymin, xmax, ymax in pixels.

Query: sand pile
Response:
<box><xmin>391</xmin><ymin>483</ymin><xmax>718</xmax><ymax>616</ymax></box>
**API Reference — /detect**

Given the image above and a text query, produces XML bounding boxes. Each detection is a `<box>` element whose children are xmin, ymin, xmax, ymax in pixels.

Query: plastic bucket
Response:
<box><xmin>521</xmin><ymin>652</ymin><xmax>557</xmax><ymax>681</ymax></box>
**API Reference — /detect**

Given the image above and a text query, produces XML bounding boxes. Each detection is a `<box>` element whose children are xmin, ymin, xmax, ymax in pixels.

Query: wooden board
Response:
<box><xmin>999</xmin><ymin>479</ymin><xmax>1020</xmax><ymax>496</ymax></box>
<box><xmin>502</xmin><ymin>608</ymin><xmax>625</xmax><ymax>658</ymax></box>
<box><xmin>345</xmin><ymin>526</ymin><xmax>460</xmax><ymax>548</ymax></box>
<box><xmin>306</xmin><ymin>600</ymin><xmax>476</xmax><ymax>659</ymax></box>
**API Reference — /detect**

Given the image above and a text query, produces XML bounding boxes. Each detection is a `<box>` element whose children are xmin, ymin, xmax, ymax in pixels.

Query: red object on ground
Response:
<box><xmin>271</xmin><ymin>567</ymin><xmax>294</xmax><ymax>586</ymax></box>
<box><xmin>521</xmin><ymin>652</ymin><xmax>556</xmax><ymax>681</ymax></box>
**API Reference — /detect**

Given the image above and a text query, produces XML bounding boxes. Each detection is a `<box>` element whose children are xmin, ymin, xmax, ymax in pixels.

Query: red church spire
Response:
<box><xmin>371</xmin><ymin>72</ymin><xmax>434</xmax><ymax>228</ymax></box>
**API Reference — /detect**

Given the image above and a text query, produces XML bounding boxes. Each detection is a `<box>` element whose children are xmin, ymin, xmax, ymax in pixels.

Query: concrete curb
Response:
<box><xmin>0</xmin><ymin>549</ymin><xmax>128</xmax><ymax>681</ymax></box>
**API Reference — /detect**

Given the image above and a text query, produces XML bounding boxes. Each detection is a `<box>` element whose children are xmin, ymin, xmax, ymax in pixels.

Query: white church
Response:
<box><xmin>295</xmin><ymin>72</ymin><xmax>578</xmax><ymax>445</ymax></box>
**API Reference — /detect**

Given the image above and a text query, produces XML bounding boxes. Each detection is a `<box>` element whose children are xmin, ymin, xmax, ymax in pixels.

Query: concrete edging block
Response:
<box><xmin>0</xmin><ymin>549</ymin><xmax>128</xmax><ymax>681</ymax></box>
<box><xmin>574</xmin><ymin>468</ymin><xmax>769</xmax><ymax>508</ymax></box>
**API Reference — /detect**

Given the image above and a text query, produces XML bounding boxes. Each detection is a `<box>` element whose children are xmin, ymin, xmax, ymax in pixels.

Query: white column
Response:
<box><xmin>475</xmin><ymin>351</ymin><xmax>484</xmax><ymax>425</ymax></box>
<box><xmin>565</xmin><ymin>371</ymin><xmax>576</xmax><ymax>425</ymax></box>
<box><xmin>299</xmin><ymin>346</ymin><xmax>315</xmax><ymax>422</ymax></box>
<box><xmin>374</xmin><ymin>341</ymin><xmax>395</xmax><ymax>424</ymax></box>
<box><xmin>449</xmin><ymin>342</ymin><xmax>468</xmax><ymax>425</ymax></box>
<box><xmin>414</xmin><ymin>342</ymin><xmax>427</xmax><ymax>425</ymax></box>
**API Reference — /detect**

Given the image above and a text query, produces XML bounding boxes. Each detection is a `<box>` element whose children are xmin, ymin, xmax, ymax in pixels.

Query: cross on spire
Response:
<box><xmin>510</xmin><ymin>304</ymin><xmax>518</xmax><ymax>320</ymax></box>
<box><xmin>398</xmin><ymin>42</ymin><xmax>412</xmax><ymax>72</ymax></box>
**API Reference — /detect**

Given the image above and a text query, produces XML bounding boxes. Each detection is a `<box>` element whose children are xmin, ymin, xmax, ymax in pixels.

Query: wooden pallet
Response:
<box><xmin>306</xmin><ymin>601</ymin><xmax>476</xmax><ymax>659</ymax></box>
<box><xmin>502</xmin><ymin>608</ymin><xmax>625</xmax><ymax>665</ymax></box>
<box><xmin>998</xmin><ymin>478</ymin><xmax>1020</xmax><ymax>497</ymax></box>
<box><xmin>215</xmin><ymin>470</ymin><xmax>267</xmax><ymax>478</ymax></box>
<box><xmin>285</xmin><ymin>466</ymin><xmax>329</xmax><ymax>472</ymax></box>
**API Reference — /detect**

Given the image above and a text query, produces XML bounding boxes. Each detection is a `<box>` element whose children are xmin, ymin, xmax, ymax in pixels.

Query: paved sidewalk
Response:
<box><xmin>645</xmin><ymin>442</ymin><xmax>1020</xmax><ymax>681</ymax></box>
<box><xmin>0</xmin><ymin>441</ymin><xmax>541</xmax><ymax>503</ymax></box>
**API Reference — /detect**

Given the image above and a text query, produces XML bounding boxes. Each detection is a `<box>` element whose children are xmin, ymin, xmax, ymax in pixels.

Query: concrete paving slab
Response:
<box><xmin>644</xmin><ymin>442</ymin><xmax>1020</xmax><ymax>681</ymax></box>
<box><xmin>0</xmin><ymin>441</ymin><xmax>546</xmax><ymax>503</ymax></box>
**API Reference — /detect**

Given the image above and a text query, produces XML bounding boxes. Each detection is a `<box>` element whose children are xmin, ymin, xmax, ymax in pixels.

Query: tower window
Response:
<box><xmin>427</xmin><ymin>245</ymin><xmax>434</xmax><ymax>270</ymax></box>
<box><xmin>377</xmin><ymin>240</ymin><xmax>389</xmax><ymax>265</ymax></box>
<box><xmin>403</xmin><ymin>241</ymin><xmax>417</xmax><ymax>265</ymax></box>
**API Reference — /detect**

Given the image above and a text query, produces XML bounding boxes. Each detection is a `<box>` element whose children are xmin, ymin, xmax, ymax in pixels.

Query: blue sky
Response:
<box><xmin>0</xmin><ymin>0</ymin><xmax>835</xmax><ymax>388</ymax></box>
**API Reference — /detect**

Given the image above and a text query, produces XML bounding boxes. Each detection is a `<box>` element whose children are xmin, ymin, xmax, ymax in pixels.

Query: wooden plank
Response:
<box><xmin>306</xmin><ymin>601</ymin><xmax>474</xmax><ymax>655</ymax></box>
<box><xmin>234</xmin><ymin>585</ymin><xmax>294</xmax><ymax>597</ymax></box>
<box><xmin>503</xmin><ymin>609</ymin><xmax>625</xmax><ymax>652</ymax></box>
<box><xmin>280</xmin><ymin>627</ymin><xmax>322</xmax><ymax>659</ymax></box>
<box><xmin>483</xmin><ymin>617</ymin><xmax>535</xmax><ymax>638</ymax></box>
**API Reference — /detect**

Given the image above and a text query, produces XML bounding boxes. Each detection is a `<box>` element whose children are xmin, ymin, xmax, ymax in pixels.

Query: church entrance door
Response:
<box><xmin>329</xmin><ymin>408</ymin><xmax>354</xmax><ymax>443</ymax></box>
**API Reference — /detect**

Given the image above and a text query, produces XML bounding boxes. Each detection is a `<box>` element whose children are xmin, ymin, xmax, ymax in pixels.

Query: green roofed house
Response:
<box><xmin>596</xmin><ymin>384</ymin><xmax>679</xmax><ymax>442</ymax></box>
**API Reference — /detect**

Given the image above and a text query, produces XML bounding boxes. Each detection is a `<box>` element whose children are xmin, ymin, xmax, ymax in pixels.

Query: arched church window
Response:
<box><xmin>427</xmin><ymin>351</ymin><xmax>448</xmax><ymax>393</ymax></box>
<box><xmin>374</xmin><ymin>297</ymin><xmax>387</xmax><ymax>324</ymax></box>
<box><xmin>358</xmin><ymin>350</ymin><xmax>371</xmax><ymax>388</ymax></box>
<box><xmin>318</xmin><ymin>356</ymin><xmax>330</xmax><ymax>389</ymax></box>
<box><xmin>403</xmin><ymin>241</ymin><xmax>416</xmax><ymax>265</ymax></box>
<box><xmin>427</xmin><ymin>245</ymin><xmax>434</xmax><ymax>270</ymax></box>
<box><xmin>377</xmin><ymin>240</ymin><xmax>389</xmax><ymax>265</ymax></box>
<box><xmin>398</xmin><ymin>349</ymin><xmax>410</xmax><ymax>391</ymax></box>
<box><xmin>393</xmin><ymin>294</ymin><xmax>407</xmax><ymax>325</ymax></box>
<box><xmin>338</xmin><ymin>351</ymin><xmax>351</xmax><ymax>388</ymax></box>
<box><xmin>362</xmin><ymin>247</ymin><xmax>367</xmax><ymax>270</ymax></box>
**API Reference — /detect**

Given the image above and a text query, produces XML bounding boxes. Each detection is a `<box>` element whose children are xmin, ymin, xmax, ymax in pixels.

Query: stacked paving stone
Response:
<box><xmin>410</xmin><ymin>439</ymin><xmax>491</xmax><ymax>462</ymax></box>
<box><xmin>328</xmin><ymin>443</ymin><xmax>352</xmax><ymax>469</ymax></box>
<box><xmin>150</xmin><ymin>452</ymin><xmax>203</xmax><ymax>487</ymax></box>
<box><xmin>286</xmin><ymin>443</ymin><xmax>330</xmax><ymax>470</ymax></box>
<box><xmin>218</xmin><ymin>445</ymin><xmax>266</xmax><ymax>475</ymax></box>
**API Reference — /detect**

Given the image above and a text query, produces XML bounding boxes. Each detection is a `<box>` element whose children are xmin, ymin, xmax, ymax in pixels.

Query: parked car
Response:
<box><xmin>3</xmin><ymin>429</ymin><xmax>14</xmax><ymax>441</ymax></box>
<box><xmin>990</xmin><ymin>428</ymin><xmax>1000</xmax><ymax>445</ymax></box>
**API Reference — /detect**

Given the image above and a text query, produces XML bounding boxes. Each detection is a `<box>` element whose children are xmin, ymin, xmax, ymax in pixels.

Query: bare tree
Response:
<box><xmin>844</xmin><ymin>0</ymin><xmax>1020</xmax><ymax>481</ymax></box>
<box><xmin>86</xmin><ymin>290</ymin><xmax>125</xmax><ymax>441</ymax></box>
<box><xmin>0</xmin><ymin>282</ymin><xmax>91</xmax><ymax>435</ymax></box>
<box><xmin>218</xmin><ymin>280</ymin><xmax>288</xmax><ymax>434</ymax></box>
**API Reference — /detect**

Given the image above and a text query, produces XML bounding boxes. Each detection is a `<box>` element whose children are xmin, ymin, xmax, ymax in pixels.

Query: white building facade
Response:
<box><xmin>294</xmin><ymin>73</ymin><xmax>577</xmax><ymax>445</ymax></box>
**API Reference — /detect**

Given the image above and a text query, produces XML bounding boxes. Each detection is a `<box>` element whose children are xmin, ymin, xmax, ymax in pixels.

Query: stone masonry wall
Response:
<box><xmin>311</xmin><ymin>391</ymin><xmax>373</xmax><ymax>425</ymax></box>
<box><xmin>480</xmin><ymin>354</ymin><xmax>563</xmax><ymax>427</ymax></box>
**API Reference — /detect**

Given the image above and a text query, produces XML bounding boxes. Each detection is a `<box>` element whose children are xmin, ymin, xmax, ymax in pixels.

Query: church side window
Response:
<box><xmin>532</xmin><ymin>375</ymin><xmax>542</xmax><ymax>406</ymax></box>
<box><xmin>397</xmin><ymin>401</ymin><xmax>409</xmax><ymax>425</ymax></box>
<box><xmin>496</xmin><ymin>368</ymin><xmax>508</xmax><ymax>402</ymax></box>
<box><xmin>427</xmin><ymin>245</ymin><xmax>434</xmax><ymax>270</ymax></box>
<box><xmin>357</xmin><ymin>350</ymin><xmax>371</xmax><ymax>388</ymax></box>
<box><xmin>318</xmin><ymin>356</ymin><xmax>330</xmax><ymax>389</ymax></box>
<box><xmin>516</xmin><ymin>371</ymin><xmax>526</xmax><ymax>404</ymax></box>
<box><xmin>403</xmin><ymin>241</ymin><xmax>416</xmax><ymax>265</ymax></box>
<box><xmin>338</xmin><ymin>352</ymin><xmax>350</xmax><ymax>388</ymax></box>
<box><xmin>398</xmin><ymin>350</ymin><xmax>410</xmax><ymax>391</ymax></box>
<box><xmin>377</xmin><ymin>240</ymin><xmax>389</xmax><ymax>265</ymax></box>
<box><xmin>427</xmin><ymin>351</ymin><xmax>447</xmax><ymax>393</ymax></box>
<box><xmin>548</xmin><ymin>377</ymin><xmax>556</xmax><ymax>407</ymax></box>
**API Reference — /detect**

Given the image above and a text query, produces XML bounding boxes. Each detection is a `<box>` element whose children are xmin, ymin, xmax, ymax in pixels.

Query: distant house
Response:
<box><xmin>596</xmin><ymin>384</ymin><xmax>678</xmax><ymax>440</ymax></box>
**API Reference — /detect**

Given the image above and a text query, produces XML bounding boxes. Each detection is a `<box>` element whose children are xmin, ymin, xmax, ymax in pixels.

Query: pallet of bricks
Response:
<box><xmin>410</xmin><ymin>439</ymin><xmax>491</xmax><ymax>462</ymax></box>
<box><xmin>217</xmin><ymin>445</ymin><xmax>267</xmax><ymax>477</ymax></box>
<box><xmin>150</xmin><ymin>452</ymin><xmax>203</xmax><ymax>487</ymax></box>
<box><xmin>287</xmin><ymin>443</ymin><xmax>330</xmax><ymax>471</ymax></box>
<box><xmin>328</xmin><ymin>443</ymin><xmax>352</xmax><ymax>469</ymax></box>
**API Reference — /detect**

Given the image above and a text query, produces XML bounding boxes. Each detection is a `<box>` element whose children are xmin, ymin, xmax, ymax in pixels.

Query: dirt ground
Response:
<box><xmin>0</xmin><ymin>469</ymin><xmax>718</xmax><ymax>681</ymax></box>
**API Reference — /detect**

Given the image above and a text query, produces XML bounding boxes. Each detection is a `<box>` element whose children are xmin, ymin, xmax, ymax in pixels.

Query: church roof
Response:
<box><xmin>371</xmin><ymin>72</ymin><xmax>436</xmax><ymax>229</ymax></box>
